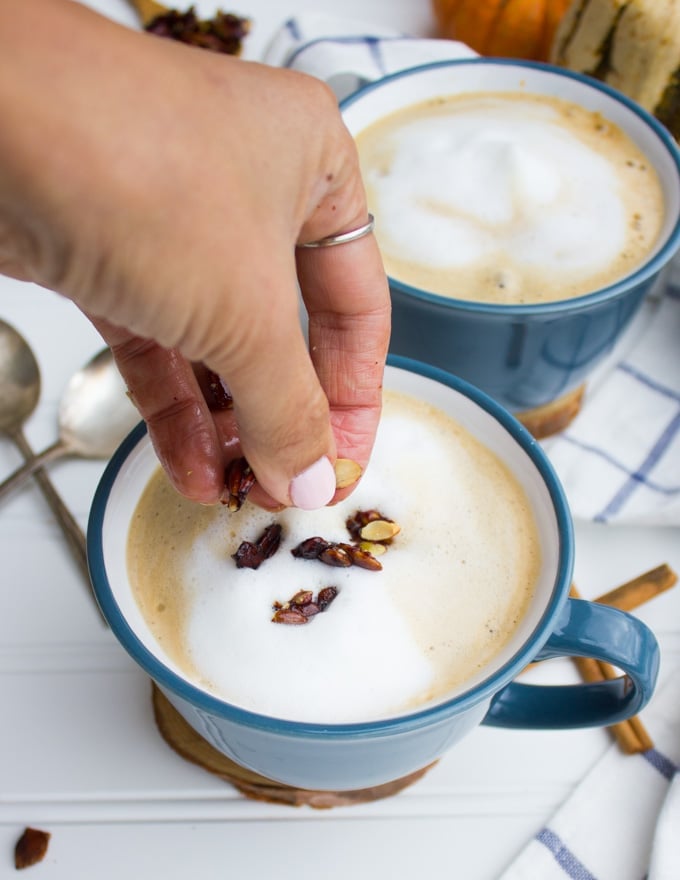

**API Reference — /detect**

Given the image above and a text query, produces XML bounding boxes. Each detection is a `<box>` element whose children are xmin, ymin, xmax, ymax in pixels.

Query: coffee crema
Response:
<box><xmin>127</xmin><ymin>391</ymin><xmax>540</xmax><ymax>724</ymax></box>
<box><xmin>356</xmin><ymin>92</ymin><xmax>664</xmax><ymax>304</ymax></box>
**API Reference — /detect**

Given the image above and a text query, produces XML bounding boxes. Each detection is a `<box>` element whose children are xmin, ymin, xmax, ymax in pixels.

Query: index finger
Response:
<box><xmin>295</xmin><ymin>227</ymin><xmax>391</xmax><ymax>487</ymax></box>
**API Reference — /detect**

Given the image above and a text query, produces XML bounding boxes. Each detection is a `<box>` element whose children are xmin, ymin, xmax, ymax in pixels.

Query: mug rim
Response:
<box><xmin>87</xmin><ymin>357</ymin><xmax>575</xmax><ymax>738</ymax></box>
<box><xmin>340</xmin><ymin>57</ymin><xmax>680</xmax><ymax>316</ymax></box>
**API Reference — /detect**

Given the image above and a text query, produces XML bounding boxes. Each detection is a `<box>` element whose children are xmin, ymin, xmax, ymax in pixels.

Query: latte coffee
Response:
<box><xmin>127</xmin><ymin>390</ymin><xmax>541</xmax><ymax>724</ymax></box>
<box><xmin>356</xmin><ymin>91</ymin><xmax>664</xmax><ymax>304</ymax></box>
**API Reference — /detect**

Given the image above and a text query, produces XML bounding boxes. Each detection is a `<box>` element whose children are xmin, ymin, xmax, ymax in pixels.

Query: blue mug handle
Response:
<box><xmin>484</xmin><ymin>598</ymin><xmax>660</xmax><ymax>728</ymax></box>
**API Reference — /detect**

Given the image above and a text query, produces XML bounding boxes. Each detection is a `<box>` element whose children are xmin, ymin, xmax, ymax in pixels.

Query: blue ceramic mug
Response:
<box><xmin>88</xmin><ymin>359</ymin><xmax>659</xmax><ymax>791</ymax></box>
<box><xmin>341</xmin><ymin>60</ymin><xmax>680</xmax><ymax>431</ymax></box>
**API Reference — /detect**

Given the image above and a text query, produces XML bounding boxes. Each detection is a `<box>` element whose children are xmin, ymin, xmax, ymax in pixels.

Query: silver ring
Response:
<box><xmin>298</xmin><ymin>214</ymin><xmax>375</xmax><ymax>248</ymax></box>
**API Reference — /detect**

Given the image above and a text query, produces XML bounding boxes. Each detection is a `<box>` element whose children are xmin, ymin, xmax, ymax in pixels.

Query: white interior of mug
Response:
<box><xmin>94</xmin><ymin>364</ymin><xmax>569</xmax><ymax>720</ymax></box>
<box><xmin>341</xmin><ymin>60</ymin><xmax>680</xmax><ymax>267</ymax></box>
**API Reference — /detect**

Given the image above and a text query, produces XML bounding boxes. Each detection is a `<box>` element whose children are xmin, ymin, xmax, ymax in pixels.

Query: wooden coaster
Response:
<box><xmin>151</xmin><ymin>684</ymin><xmax>436</xmax><ymax>809</ymax></box>
<box><xmin>516</xmin><ymin>383</ymin><xmax>585</xmax><ymax>439</ymax></box>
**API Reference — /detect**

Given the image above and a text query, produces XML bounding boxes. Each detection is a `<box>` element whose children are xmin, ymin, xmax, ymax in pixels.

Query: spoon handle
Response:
<box><xmin>0</xmin><ymin>438</ymin><xmax>69</xmax><ymax>501</ymax></box>
<box><xmin>11</xmin><ymin>430</ymin><xmax>106</xmax><ymax>624</ymax></box>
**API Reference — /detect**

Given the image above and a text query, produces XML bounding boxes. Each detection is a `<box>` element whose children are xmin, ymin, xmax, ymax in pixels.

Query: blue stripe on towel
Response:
<box><xmin>282</xmin><ymin>35</ymin><xmax>413</xmax><ymax>72</ymax></box>
<box><xmin>596</xmin><ymin>408</ymin><xmax>680</xmax><ymax>520</ymax></box>
<box><xmin>284</xmin><ymin>17</ymin><xmax>302</xmax><ymax>41</ymax></box>
<box><xmin>557</xmin><ymin>434</ymin><xmax>680</xmax><ymax>498</ymax></box>
<box><xmin>536</xmin><ymin>828</ymin><xmax>597</xmax><ymax>879</ymax></box>
<box><xmin>366</xmin><ymin>36</ymin><xmax>386</xmax><ymax>75</ymax></box>
<box><xmin>617</xmin><ymin>362</ymin><xmax>680</xmax><ymax>405</ymax></box>
<box><xmin>643</xmin><ymin>748</ymin><xmax>678</xmax><ymax>781</ymax></box>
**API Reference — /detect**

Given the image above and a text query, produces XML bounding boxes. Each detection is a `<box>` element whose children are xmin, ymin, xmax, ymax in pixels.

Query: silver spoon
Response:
<box><xmin>0</xmin><ymin>319</ymin><xmax>97</xmax><ymax>610</ymax></box>
<box><xmin>0</xmin><ymin>339</ymin><xmax>140</xmax><ymax>501</ymax></box>
<box><xmin>0</xmin><ymin>321</ymin><xmax>138</xmax><ymax>617</ymax></box>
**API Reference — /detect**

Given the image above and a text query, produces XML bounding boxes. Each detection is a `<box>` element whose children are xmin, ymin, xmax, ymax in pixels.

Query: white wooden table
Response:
<box><xmin>1</xmin><ymin>3</ymin><xmax>679</xmax><ymax>877</ymax></box>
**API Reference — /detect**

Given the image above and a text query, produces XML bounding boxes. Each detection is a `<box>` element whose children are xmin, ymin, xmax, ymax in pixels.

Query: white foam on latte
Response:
<box><xmin>127</xmin><ymin>391</ymin><xmax>540</xmax><ymax>723</ymax></box>
<box><xmin>357</xmin><ymin>93</ymin><xmax>664</xmax><ymax>303</ymax></box>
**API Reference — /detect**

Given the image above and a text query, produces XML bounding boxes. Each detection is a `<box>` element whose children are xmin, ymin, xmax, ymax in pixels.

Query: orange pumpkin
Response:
<box><xmin>432</xmin><ymin>0</ymin><xmax>572</xmax><ymax>62</ymax></box>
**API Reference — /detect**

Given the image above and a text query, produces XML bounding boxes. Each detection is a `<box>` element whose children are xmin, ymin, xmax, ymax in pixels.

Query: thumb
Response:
<box><xmin>209</xmin><ymin>264</ymin><xmax>337</xmax><ymax>510</ymax></box>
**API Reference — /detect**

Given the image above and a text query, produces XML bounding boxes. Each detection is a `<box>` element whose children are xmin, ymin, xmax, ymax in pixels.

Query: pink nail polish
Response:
<box><xmin>289</xmin><ymin>456</ymin><xmax>336</xmax><ymax>510</ymax></box>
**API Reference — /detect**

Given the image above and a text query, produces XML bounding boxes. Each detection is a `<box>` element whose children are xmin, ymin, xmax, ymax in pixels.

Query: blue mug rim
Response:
<box><xmin>87</xmin><ymin>356</ymin><xmax>575</xmax><ymax>739</ymax></box>
<box><xmin>340</xmin><ymin>57</ymin><xmax>680</xmax><ymax>316</ymax></box>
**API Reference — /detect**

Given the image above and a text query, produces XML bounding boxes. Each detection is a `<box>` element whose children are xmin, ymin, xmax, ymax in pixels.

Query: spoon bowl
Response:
<box><xmin>59</xmin><ymin>347</ymin><xmax>140</xmax><ymax>458</ymax></box>
<box><xmin>0</xmin><ymin>320</ymin><xmax>41</xmax><ymax>434</ymax></box>
<box><xmin>0</xmin><ymin>344</ymin><xmax>140</xmax><ymax>499</ymax></box>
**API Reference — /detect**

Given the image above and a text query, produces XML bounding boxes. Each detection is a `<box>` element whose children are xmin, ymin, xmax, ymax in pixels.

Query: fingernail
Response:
<box><xmin>289</xmin><ymin>456</ymin><xmax>336</xmax><ymax>510</ymax></box>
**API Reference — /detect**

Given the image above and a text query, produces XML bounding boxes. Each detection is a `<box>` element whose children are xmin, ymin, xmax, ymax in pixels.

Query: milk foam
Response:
<box><xmin>127</xmin><ymin>391</ymin><xmax>540</xmax><ymax>723</ymax></box>
<box><xmin>358</xmin><ymin>93</ymin><xmax>664</xmax><ymax>303</ymax></box>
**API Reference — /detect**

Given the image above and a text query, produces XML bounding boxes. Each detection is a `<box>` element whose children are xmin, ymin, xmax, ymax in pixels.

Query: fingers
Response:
<box><xmin>90</xmin><ymin>318</ymin><xmax>226</xmax><ymax>504</ymax></box>
<box><xmin>202</xmin><ymin>255</ymin><xmax>338</xmax><ymax>510</ymax></box>
<box><xmin>91</xmin><ymin>225</ymin><xmax>387</xmax><ymax>511</ymax></box>
<box><xmin>295</xmin><ymin>224</ymin><xmax>391</xmax><ymax>493</ymax></box>
<box><xmin>90</xmin><ymin>231</ymin><xmax>388</xmax><ymax>512</ymax></box>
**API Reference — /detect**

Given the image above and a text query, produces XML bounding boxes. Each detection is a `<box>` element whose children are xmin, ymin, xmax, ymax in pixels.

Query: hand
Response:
<box><xmin>0</xmin><ymin>0</ymin><xmax>390</xmax><ymax>508</ymax></box>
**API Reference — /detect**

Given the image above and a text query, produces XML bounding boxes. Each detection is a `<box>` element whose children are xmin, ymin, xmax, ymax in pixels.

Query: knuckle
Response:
<box><xmin>261</xmin><ymin>383</ymin><xmax>330</xmax><ymax>461</ymax></box>
<box><xmin>144</xmin><ymin>394</ymin><xmax>203</xmax><ymax>432</ymax></box>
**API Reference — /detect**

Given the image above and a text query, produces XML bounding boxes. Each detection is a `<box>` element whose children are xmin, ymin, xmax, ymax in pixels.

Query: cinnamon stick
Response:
<box><xmin>590</xmin><ymin>564</ymin><xmax>677</xmax><ymax>612</ymax></box>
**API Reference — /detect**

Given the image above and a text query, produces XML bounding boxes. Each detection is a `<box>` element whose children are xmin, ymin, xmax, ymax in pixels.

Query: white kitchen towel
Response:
<box><xmin>265</xmin><ymin>15</ymin><xmax>680</xmax><ymax>527</ymax></box>
<box><xmin>542</xmin><ymin>278</ymin><xmax>680</xmax><ymax>526</ymax></box>
<box><xmin>264</xmin><ymin>13</ymin><xmax>476</xmax><ymax>101</ymax></box>
<box><xmin>499</xmin><ymin>671</ymin><xmax>680</xmax><ymax>880</ymax></box>
<box><xmin>648</xmin><ymin>769</ymin><xmax>680</xmax><ymax>880</ymax></box>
